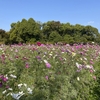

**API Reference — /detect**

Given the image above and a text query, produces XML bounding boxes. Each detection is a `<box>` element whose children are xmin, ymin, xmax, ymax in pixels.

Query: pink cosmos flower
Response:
<box><xmin>36</xmin><ymin>56</ymin><xmax>41</xmax><ymax>60</ymax></box>
<box><xmin>90</xmin><ymin>69</ymin><xmax>93</xmax><ymax>73</ymax></box>
<box><xmin>2</xmin><ymin>77</ymin><xmax>8</xmax><ymax>82</ymax></box>
<box><xmin>45</xmin><ymin>63</ymin><xmax>51</xmax><ymax>68</ymax></box>
<box><xmin>15</xmin><ymin>49</ymin><xmax>18</xmax><ymax>52</ymax></box>
<box><xmin>1</xmin><ymin>54</ymin><xmax>5</xmax><ymax>63</ymax></box>
<box><xmin>6</xmin><ymin>85</ymin><xmax>10</xmax><ymax>89</ymax></box>
<box><xmin>45</xmin><ymin>76</ymin><xmax>49</xmax><ymax>80</ymax></box>
<box><xmin>25</xmin><ymin>63</ymin><xmax>29</xmax><ymax>68</ymax></box>
<box><xmin>15</xmin><ymin>55</ymin><xmax>19</xmax><ymax>59</ymax></box>
<box><xmin>90</xmin><ymin>61</ymin><xmax>94</xmax><ymax>64</ymax></box>
<box><xmin>0</xmin><ymin>75</ymin><xmax>3</xmax><ymax>78</ymax></box>
<box><xmin>93</xmin><ymin>76</ymin><xmax>96</xmax><ymax>80</ymax></box>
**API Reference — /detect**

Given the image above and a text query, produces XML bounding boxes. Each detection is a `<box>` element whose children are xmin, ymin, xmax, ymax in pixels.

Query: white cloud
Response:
<box><xmin>87</xmin><ymin>21</ymin><xmax>94</xmax><ymax>24</ymax></box>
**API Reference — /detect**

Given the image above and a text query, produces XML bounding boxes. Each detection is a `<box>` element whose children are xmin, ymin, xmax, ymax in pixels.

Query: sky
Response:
<box><xmin>0</xmin><ymin>0</ymin><xmax>100</xmax><ymax>32</ymax></box>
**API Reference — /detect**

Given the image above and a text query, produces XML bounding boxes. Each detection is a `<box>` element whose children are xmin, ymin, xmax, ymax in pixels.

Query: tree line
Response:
<box><xmin>0</xmin><ymin>18</ymin><xmax>100</xmax><ymax>44</ymax></box>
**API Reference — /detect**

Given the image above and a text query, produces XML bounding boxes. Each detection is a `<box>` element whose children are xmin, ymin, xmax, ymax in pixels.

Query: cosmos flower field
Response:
<box><xmin>0</xmin><ymin>43</ymin><xmax>100</xmax><ymax>100</ymax></box>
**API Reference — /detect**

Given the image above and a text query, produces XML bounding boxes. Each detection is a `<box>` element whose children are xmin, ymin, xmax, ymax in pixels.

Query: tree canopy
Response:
<box><xmin>0</xmin><ymin>18</ymin><xmax>100</xmax><ymax>44</ymax></box>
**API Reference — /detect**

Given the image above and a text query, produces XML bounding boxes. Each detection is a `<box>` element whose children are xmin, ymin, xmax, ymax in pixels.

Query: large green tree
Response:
<box><xmin>49</xmin><ymin>31</ymin><xmax>62</xmax><ymax>43</ymax></box>
<box><xmin>0</xmin><ymin>29</ymin><xmax>9</xmax><ymax>44</ymax></box>
<box><xmin>9</xmin><ymin>18</ymin><xmax>41</xmax><ymax>44</ymax></box>
<box><xmin>82</xmin><ymin>25</ymin><xmax>100</xmax><ymax>43</ymax></box>
<box><xmin>42</xmin><ymin>21</ymin><xmax>61</xmax><ymax>40</ymax></box>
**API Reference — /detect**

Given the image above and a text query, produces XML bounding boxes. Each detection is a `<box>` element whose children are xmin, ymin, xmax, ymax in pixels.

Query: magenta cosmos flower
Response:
<box><xmin>37</xmin><ymin>42</ymin><xmax>41</xmax><ymax>46</ymax></box>
<box><xmin>2</xmin><ymin>77</ymin><xmax>8</xmax><ymax>82</ymax></box>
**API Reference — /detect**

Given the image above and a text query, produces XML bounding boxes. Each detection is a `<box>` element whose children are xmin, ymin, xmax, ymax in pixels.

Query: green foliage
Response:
<box><xmin>0</xmin><ymin>18</ymin><xmax>100</xmax><ymax>44</ymax></box>
<box><xmin>63</xmin><ymin>34</ymin><xmax>74</xmax><ymax>44</ymax></box>
<box><xmin>92</xmin><ymin>60</ymin><xmax>100</xmax><ymax>100</ymax></box>
<box><xmin>0</xmin><ymin>29</ymin><xmax>9</xmax><ymax>44</ymax></box>
<box><xmin>49</xmin><ymin>31</ymin><xmax>62</xmax><ymax>43</ymax></box>
<box><xmin>8</xmin><ymin>18</ymin><xmax>41</xmax><ymax>44</ymax></box>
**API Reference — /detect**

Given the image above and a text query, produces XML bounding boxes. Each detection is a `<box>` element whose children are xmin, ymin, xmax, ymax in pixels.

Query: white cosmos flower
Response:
<box><xmin>49</xmin><ymin>53</ymin><xmax>52</xmax><ymax>56</ymax></box>
<box><xmin>2</xmin><ymin>50</ymin><xmax>4</xmax><ymax>53</ymax></box>
<box><xmin>12</xmin><ymin>70</ymin><xmax>15</xmax><ymax>73</ymax></box>
<box><xmin>6</xmin><ymin>93</ymin><xmax>11</xmax><ymax>96</ymax></box>
<box><xmin>4</xmin><ymin>74</ymin><xmax>8</xmax><ymax>79</ymax></box>
<box><xmin>8</xmin><ymin>88</ymin><xmax>13</xmax><ymax>91</ymax></box>
<box><xmin>76</xmin><ymin>62</ymin><xmax>81</xmax><ymax>68</ymax></box>
<box><xmin>23</xmin><ymin>83</ymin><xmax>27</xmax><ymax>87</ymax></box>
<box><xmin>72</xmin><ymin>52</ymin><xmax>76</xmax><ymax>57</ymax></box>
<box><xmin>27</xmin><ymin>88</ymin><xmax>32</xmax><ymax>94</ymax></box>
<box><xmin>80</xmin><ymin>58</ymin><xmax>82</xmax><ymax>60</ymax></box>
<box><xmin>43</xmin><ymin>60</ymin><xmax>48</xmax><ymax>63</ymax></box>
<box><xmin>19</xmin><ymin>91</ymin><xmax>24</xmax><ymax>95</ymax></box>
<box><xmin>10</xmin><ymin>74</ymin><xmax>17</xmax><ymax>78</ymax></box>
<box><xmin>64</xmin><ymin>58</ymin><xmax>66</xmax><ymax>60</ymax></box>
<box><xmin>43</xmin><ymin>55</ymin><xmax>45</xmax><ymax>57</ymax></box>
<box><xmin>77</xmin><ymin>77</ymin><xmax>80</xmax><ymax>81</ymax></box>
<box><xmin>86</xmin><ymin>65</ymin><xmax>91</xmax><ymax>69</ymax></box>
<box><xmin>52</xmin><ymin>48</ymin><xmax>55</xmax><ymax>50</ymax></box>
<box><xmin>18</xmin><ymin>84</ymin><xmax>23</xmax><ymax>88</ymax></box>
<box><xmin>0</xmin><ymin>48</ymin><xmax>3</xmax><ymax>50</ymax></box>
<box><xmin>2</xmin><ymin>90</ymin><xmax>7</xmax><ymax>94</ymax></box>
<box><xmin>83</xmin><ymin>57</ymin><xmax>87</xmax><ymax>61</ymax></box>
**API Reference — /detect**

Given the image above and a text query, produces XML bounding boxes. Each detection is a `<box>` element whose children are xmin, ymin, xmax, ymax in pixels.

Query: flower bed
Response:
<box><xmin>0</xmin><ymin>43</ymin><xmax>100</xmax><ymax>100</ymax></box>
